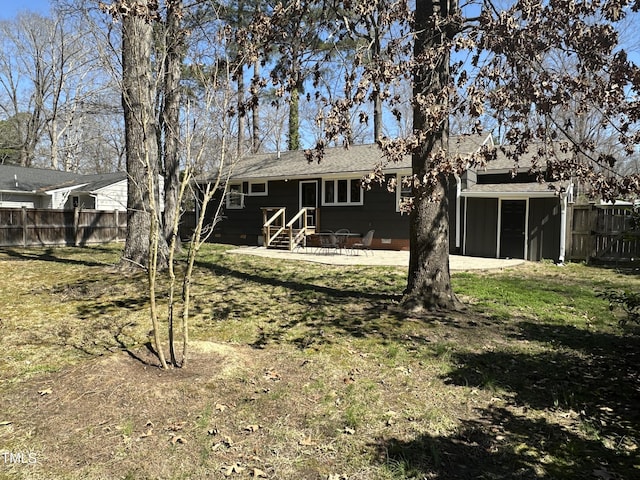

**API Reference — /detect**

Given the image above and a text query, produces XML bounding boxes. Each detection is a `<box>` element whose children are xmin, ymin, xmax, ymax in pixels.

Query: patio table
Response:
<box><xmin>309</xmin><ymin>232</ymin><xmax>360</xmax><ymax>254</ymax></box>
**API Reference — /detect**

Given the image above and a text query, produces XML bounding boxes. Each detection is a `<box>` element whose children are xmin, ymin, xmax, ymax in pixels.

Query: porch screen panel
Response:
<box><xmin>465</xmin><ymin>198</ymin><xmax>498</xmax><ymax>258</ymax></box>
<box><xmin>528</xmin><ymin>197</ymin><xmax>561</xmax><ymax>262</ymax></box>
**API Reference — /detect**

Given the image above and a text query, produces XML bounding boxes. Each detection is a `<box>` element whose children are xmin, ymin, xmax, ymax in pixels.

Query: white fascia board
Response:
<box><xmin>44</xmin><ymin>183</ymin><xmax>88</xmax><ymax>195</ymax></box>
<box><xmin>460</xmin><ymin>191</ymin><xmax>557</xmax><ymax>199</ymax></box>
<box><xmin>0</xmin><ymin>189</ymin><xmax>38</xmax><ymax>194</ymax></box>
<box><xmin>232</xmin><ymin>168</ymin><xmax>412</xmax><ymax>183</ymax></box>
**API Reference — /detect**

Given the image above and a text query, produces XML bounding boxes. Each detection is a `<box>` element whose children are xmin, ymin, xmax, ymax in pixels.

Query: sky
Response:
<box><xmin>0</xmin><ymin>0</ymin><xmax>52</xmax><ymax>20</ymax></box>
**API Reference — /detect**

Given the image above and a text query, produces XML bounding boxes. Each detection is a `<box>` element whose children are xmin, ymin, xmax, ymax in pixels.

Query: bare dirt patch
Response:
<box><xmin>2</xmin><ymin>341</ymin><xmax>260</xmax><ymax>479</ymax></box>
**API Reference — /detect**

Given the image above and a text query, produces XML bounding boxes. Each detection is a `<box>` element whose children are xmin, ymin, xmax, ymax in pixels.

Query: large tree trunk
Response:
<box><xmin>402</xmin><ymin>0</ymin><xmax>460</xmax><ymax>311</ymax></box>
<box><xmin>120</xmin><ymin>0</ymin><xmax>167</xmax><ymax>270</ymax></box>
<box><xmin>162</xmin><ymin>0</ymin><xmax>184</xmax><ymax>248</ymax></box>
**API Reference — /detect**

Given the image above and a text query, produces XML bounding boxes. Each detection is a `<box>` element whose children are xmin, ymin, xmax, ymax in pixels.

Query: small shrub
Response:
<box><xmin>597</xmin><ymin>289</ymin><xmax>640</xmax><ymax>326</ymax></box>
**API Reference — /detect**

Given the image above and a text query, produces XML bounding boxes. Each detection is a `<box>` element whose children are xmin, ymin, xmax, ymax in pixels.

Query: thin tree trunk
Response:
<box><xmin>162</xmin><ymin>0</ymin><xmax>184</xmax><ymax>248</ymax></box>
<box><xmin>147</xmin><ymin>158</ymin><xmax>168</xmax><ymax>369</ymax></box>
<box><xmin>371</xmin><ymin>15</ymin><xmax>382</xmax><ymax>142</ymax></box>
<box><xmin>251</xmin><ymin>60</ymin><xmax>261</xmax><ymax>153</ymax></box>
<box><xmin>237</xmin><ymin>64</ymin><xmax>245</xmax><ymax>156</ymax></box>
<box><xmin>288</xmin><ymin>81</ymin><xmax>300</xmax><ymax>151</ymax></box>
<box><xmin>373</xmin><ymin>87</ymin><xmax>382</xmax><ymax>142</ymax></box>
<box><xmin>167</xmin><ymin>166</ymin><xmax>190</xmax><ymax>367</ymax></box>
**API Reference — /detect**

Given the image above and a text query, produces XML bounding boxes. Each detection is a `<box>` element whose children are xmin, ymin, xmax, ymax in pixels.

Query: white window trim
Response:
<box><xmin>226</xmin><ymin>184</ymin><xmax>245</xmax><ymax>209</ymax></box>
<box><xmin>248</xmin><ymin>181</ymin><xmax>268</xmax><ymax>196</ymax></box>
<box><xmin>321</xmin><ymin>178</ymin><xmax>364</xmax><ymax>206</ymax></box>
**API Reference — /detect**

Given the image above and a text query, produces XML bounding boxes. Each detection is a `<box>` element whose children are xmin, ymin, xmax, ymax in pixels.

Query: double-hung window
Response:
<box><xmin>226</xmin><ymin>183</ymin><xmax>244</xmax><ymax>209</ymax></box>
<box><xmin>396</xmin><ymin>174</ymin><xmax>413</xmax><ymax>213</ymax></box>
<box><xmin>323</xmin><ymin>178</ymin><xmax>363</xmax><ymax>206</ymax></box>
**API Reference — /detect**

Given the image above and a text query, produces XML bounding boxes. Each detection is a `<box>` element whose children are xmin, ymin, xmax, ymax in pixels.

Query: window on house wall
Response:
<box><xmin>322</xmin><ymin>178</ymin><xmax>363</xmax><ymax>206</ymax></box>
<box><xmin>248</xmin><ymin>181</ymin><xmax>268</xmax><ymax>196</ymax></box>
<box><xmin>226</xmin><ymin>183</ymin><xmax>244</xmax><ymax>209</ymax></box>
<box><xmin>396</xmin><ymin>174</ymin><xmax>413</xmax><ymax>213</ymax></box>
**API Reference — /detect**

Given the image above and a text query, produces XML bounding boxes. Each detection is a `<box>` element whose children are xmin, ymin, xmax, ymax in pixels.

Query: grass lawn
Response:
<box><xmin>0</xmin><ymin>244</ymin><xmax>638</xmax><ymax>479</ymax></box>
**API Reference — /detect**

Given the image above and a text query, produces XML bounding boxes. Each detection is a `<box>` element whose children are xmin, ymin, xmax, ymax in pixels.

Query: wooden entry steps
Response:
<box><xmin>262</xmin><ymin>207</ymin><xmax>315</xmax><ymax>251</ymax></box>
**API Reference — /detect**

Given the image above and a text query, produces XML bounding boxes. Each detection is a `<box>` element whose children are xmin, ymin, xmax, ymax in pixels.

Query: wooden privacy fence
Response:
<box><xmin>568</xmin><ymin>204</ymin><xmax>640</xmax><ymax>263</ymax></box>
<box><xmin>0</xmin><ymin>207</ymin><xmax>126</xmax><ymax>247</ymax></box>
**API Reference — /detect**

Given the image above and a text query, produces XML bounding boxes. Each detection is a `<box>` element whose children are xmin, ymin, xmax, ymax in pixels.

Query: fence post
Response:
<box><xmin>73</xmin><ymin>207</ymin><xmax>80</xmax><ymax>246</ymax></box>
<box><xmin>565</xmin><ymin>202</ymin><xmax>573</xmax><ymax>261</ymax></box>
<box><xmin>21</xmin><ymin>207</ymin><xmax>27</xmax><ymax>247</ymax></box>
<box><xmin>115</xmin><ymin>210</ymin><xmax>120</xmax><ymax>241</ymax></box>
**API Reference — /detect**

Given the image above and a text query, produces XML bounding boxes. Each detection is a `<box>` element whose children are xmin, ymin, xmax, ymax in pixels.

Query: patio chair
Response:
<box><xmin>318</xmin><ymin>231</ymin><xmax>339</xmax><ymax>254</ymax></box>
<box><xmin>335</xmin><ymin>229</ymin><xmax>351</xmax><ymax>254</ymax></box>
<box><xmin>352</xmin><ymin>229</ymin><xmax>375</xmax><ymax>255</ymax></box>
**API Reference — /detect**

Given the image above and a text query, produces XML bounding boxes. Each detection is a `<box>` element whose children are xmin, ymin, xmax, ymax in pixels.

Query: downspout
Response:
<box><xmin>558</xmin><ymin>183</ymin><xmax>571</xmax><ymax>265</ymax></box>
<box><xmin>455</xmin><ymin>175</ymin><xmax>461</xmax><ymax>250</ymax></box>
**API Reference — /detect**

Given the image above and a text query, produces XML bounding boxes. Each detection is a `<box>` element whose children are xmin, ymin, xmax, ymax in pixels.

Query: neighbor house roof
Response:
<box><xmin>226</xmin><ymin>134</ymin><xmax>493</xmax><ymax>181</ymax></box>
<box><xmin>0</xmin><ymin>165</ymin><xmax>125</xmax><ymax>193</ymax></box>
<box><xmin>0</xmin><ymin>164</ymin><xmax>79</xmax><ymax>192</ymax></box>
<box><xmin>75</xmin><ymin>172</ymin><xmax>127</xmax><ymax>192</ymax></box>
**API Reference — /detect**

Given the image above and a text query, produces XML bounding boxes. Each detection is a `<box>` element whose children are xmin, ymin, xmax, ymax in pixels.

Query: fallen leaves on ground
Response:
<box><xmin>223</xmin><ymin>463</ymin><xmax>245</xmax><ymax>476</ymax></box>
<box><xmin>264</xmin><ymin>370</ymin><xmax>281</xmax><ymax>381</ymax></box>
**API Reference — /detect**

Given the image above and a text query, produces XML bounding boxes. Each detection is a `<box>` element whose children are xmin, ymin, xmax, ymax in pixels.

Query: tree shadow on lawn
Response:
<box><xmin>0</xmin><ymin>245</ymin><xmax>118</xmax><ymax>268</ymax></box>
<box><xmin>197</xmin><ymin>258</ymin><xmax>402</xmax><ymax>303</ymax></box>
<box><xmin>437</xmin><ymin>321</ymin><xmax>640</xmax><ymax>478</ymax></box>
<box><xmin>196</xmin><ymin>258</ymin><xmax>413</xmax><ymax>347</ymax></box>
<box><xmin>374</xmin><ymin>405</ymin><xmax>625</xmax><ymax>480</ymax></box>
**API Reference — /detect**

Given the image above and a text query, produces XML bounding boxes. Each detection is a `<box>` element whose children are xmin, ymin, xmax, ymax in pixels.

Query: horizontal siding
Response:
<box><xmin>95</xmin><ymin>182</ymin><xmax>128</xmax><ymax>211</ymax></box>
<box><xmin>318</xmin><ymin>183</ymin><xmax>409</xmax><ymax>239</ymax></box>
<box><xmin>212</xmin><ymin>177</ymin><xmax>463</xmax><ymax>250</ymax></box>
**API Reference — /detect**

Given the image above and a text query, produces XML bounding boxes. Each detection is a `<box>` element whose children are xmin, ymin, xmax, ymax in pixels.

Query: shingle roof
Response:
<box><xmin>462</xmin><ymin>182</ymin><xmax>562</xmax><ymax>195</ymax></box>
<box><xmin>481</xmin><ymin>144</ymin><xmax>571</xmax><ymax>172</ymax></box>
<box><xmin>227</xmin><ymin>134</ymin><xmax>492</xmax><ymax>181</ymax></box>
<box><xmin>0</xmin><ymin>164</ymin><xmax>79</xmax><ymax>192</ymax></box>
<box><xmin>0</xmin><ymin>165</ymin><xmax>125</xmax><ymax>193</ymax></box>
<box><xmin>77</xmin><ymin>172</ymin><xmax>127</xmax><ymax>192</ymax></box>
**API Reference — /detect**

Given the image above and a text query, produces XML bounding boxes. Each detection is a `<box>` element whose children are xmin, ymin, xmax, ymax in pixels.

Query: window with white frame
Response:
<box><xmin>322</xmin><ymin>178</ymin><xmax>363</xmax><ymax>206</ymax></box>
<box><xmin>226</xmin><ymin>183</ymin><xmax>244</xmax><ymax>209</ymax></box>
<box><xmin>248</xmin><ymin>181</ymin><xmax>268</xmax><ymax>196</ymax></box>
<box><xmin>396</xmin><ymin>174</ymin><xmax>413</xmax><ymax>213</ymax></box>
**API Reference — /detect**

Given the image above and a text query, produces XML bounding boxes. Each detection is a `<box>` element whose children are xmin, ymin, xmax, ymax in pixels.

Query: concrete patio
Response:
<box><xmin>227</xmin><ymin>246</ymin><xmax>526</xmax><ymax>270</ymax></box>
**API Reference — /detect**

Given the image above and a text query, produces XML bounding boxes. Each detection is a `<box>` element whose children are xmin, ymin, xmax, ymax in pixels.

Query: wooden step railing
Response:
<box><xmin>262</xmin><ymin>207</ymin><xmax>315</xmax><ymax>250</ymax></box>
<box><xmin>262</xmin><ymin>207</ymin><xmax>286</xmax><ymax>248</ymax></box>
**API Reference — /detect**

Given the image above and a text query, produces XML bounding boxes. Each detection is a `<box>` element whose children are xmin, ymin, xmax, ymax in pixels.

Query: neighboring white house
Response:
<box><xmin>0</xmin><ymin>165</ymin><xmax>128</xmax><ymax>211</ymax></box>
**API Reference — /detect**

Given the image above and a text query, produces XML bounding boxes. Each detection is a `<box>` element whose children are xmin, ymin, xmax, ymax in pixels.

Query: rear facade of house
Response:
<box><xmin>202</xmin><ymin>136</ymin><xmax>569</xmax><ymax>262</ymax></box>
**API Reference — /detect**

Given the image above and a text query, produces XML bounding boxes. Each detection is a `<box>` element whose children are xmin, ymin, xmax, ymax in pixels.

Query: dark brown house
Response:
<box><xmin>204</xmin><ymin>134</ymin><xmax>572</xmax><ymax>262</ymax></box>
